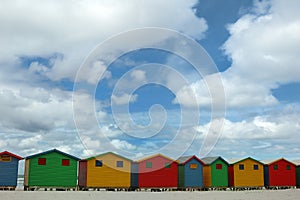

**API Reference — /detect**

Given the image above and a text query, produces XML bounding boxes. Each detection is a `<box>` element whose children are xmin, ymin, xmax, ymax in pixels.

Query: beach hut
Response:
<box><xmin>292</xmin><ymin>160</ymin><xmax>300</xmax><ymax>188</ymax></box>
<box><xmin>0</xmin><ymin>151</ymin><xmax>23</xmax><ymax>190</ymax></box>
<box><xmin>262</xmin><ymin>158</ymin><xmax>296</xmax><ymax>188</ymax></box>
<box><xmin>138</xmin><ymin>154</ymin><xmax>178</xmax><ymax>188</ymax></box>
<box><xmin>177</xmin><ymin>155</ymin><xmax>204</xmax><ymax>189</ymax></box>
<box><xmin>78</xmin><ymin>152</ymin><xmax>132</xmax><ymax>190</ymax></box>
<box><xmin>130</xmin><ymin>161</ymin><xmax>139</xmax><ymax>189</ymax></box>
<box><xmin>201</xmin><ymin>156</ymin><xmax>229</xmax><ymax>188</ymax></box>
<box><xmin>228</xmin><ymin>157</ymin><xmax>264</xmax><ymax>188</ymax></box>
<box><xmin>24</xmin><ymin>149</ymin><xmax>79</xmax><ymax>190</ymax></box>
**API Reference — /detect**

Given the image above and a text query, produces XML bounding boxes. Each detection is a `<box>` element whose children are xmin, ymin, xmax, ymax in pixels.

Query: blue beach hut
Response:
<box><xmin>0</xmin><ymin>151</ymin><xmax>23</xmax><ymax>189</ymax></box>
<box><xmin>177</xmin><ymin>155</ymin><xmax>204</xmax><ymax>188</ymax></box>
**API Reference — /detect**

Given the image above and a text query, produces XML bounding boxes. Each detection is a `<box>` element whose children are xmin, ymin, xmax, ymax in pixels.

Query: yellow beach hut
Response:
<box><xmin>228</xmin><ymin>157</ymin><xmax>264</xmax><ymax>188</ymax></box>
<box><xmin>78</xmin><ymin>152</ymin><xmax>132</xmax><ymax>190</ymax></box>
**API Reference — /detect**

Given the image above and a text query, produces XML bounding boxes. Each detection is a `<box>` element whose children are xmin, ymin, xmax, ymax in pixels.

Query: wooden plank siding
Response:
<box><xmin>78</xmin><ymin>160</ymin><xmax>87</xmax><ymax>188</ymax></box>
<box><xmin>24</xmin><ymin>149</ymin><xmax>79</xmax><ymax>188</ymax></box>
<box><xmin>24</xmin><ymin>159</ymin><xmax>30</xmax><ymax>186</ymax></box>
<box><xmin>202</xmin><ymin>157</ymin><xmax>228</xmax><ymax>188</ymax></box>
<box><xmin>0</xmin><ymin>151</ymin><xmax>22</xmax><ymax>187</ymax></box>
<box><xmin>130</xmin><ymin>162</ymin><xmax>139</xmax><ymax>189</ymax></box>
<box><xmin>263</xmin><ymin>158</ymin><xmax>296</xmax><ymax>187</ymax></box>
<box><xmin>138</xmin><ymin>154</ymin><xmax>178</xmax><ymax>188</ymax></box>
<box><xmin>177</xmin><ymin>156</ymin><xmax>204</xmax><ymax>188</ymax></box>
<box><xmin>296</xmin><ymin>166</ymin><xmax>300</xmax><ymax>188</ymax></box>
<box><xmin>292</xmin><ymin>160</ymin><xmax>300</xmax><ymax>188</ymax></box>
<box><xmin>203</xmin><ymin>165</ymin><xmax>211</xmax><ymax>187</ymax></box>
<box><xmin>228</xmin><ymin>157</ymin><xmax>264</xmax><ymax>187</ymax></box>
<box><xmin>82</xmin><ymin>152</ymin><xmax>132</xmax><ymax>189</ymax></box>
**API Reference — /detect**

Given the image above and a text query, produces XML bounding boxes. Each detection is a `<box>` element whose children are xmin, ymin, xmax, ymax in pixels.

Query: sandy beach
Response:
<box><xmin>0</xmin><ymin>189</ymin><xmax>299</xmax><ymax>200</ymax></box>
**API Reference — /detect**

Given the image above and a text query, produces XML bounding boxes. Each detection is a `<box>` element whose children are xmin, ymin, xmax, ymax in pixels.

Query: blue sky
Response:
<box><xmin>0</xmin><ymin>0</ymin><xmax>300</xmax><ymax>167</ymax></box>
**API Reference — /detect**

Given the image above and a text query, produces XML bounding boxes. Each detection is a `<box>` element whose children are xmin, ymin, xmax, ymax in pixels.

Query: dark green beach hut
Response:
<box><xmin>24</xmin><ymin>149</ymin><xmax>79</xmax><ymax>190</ymax></box>
<box><xmin>293</xmin><ymin>160</ymin><xmax>300</xmax><ymax>188</ymax></box>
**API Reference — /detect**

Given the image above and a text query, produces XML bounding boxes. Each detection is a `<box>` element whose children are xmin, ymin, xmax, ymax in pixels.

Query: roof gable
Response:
<box><xmin>26</xmin><ymin>149</ymin><xmax>80</xmax><ymax>161</ymax></box>
<box><xmin>177</xmin><ymin>155</ymin><xmax>204</xmax><ymax>165</ymax></box>
<box><xmin>227</xmin><ymin>157</ymin><xmax>263</xmax><ymax>165</ymax></box>
<box><xmin>137</xmin><ymin>153</ymin><xmax>177</xmax><ymax>163</ymax></box>
<box><xmin>261</xmin><ymin>158</ymin><xmax>296</xmax><ymax>166</ymax></box>
<box><xmin>0</xmin><ymin>151</ymin><xmax>23</xmax><ymax>160</ymax></box>
<box><xmin>85</xmin><ymin>152</ymin><xmax>132</xmax><ymax>162</ymax></box>
<box><xmin>201</xmin><ymin>156</ymin><xmax>228</xmax><ymax>165</ymax></box>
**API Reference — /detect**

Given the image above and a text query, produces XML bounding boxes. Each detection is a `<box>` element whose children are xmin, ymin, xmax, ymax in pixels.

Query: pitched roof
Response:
<box><xmin>25</xmin><ymin>149</ymin><xmax>80</xmax><ymax>160</ymax></box>
<box><xmin>227</xmin><ymin>157</ymin><xmax>263</xmax><ymax>165</ymax></box>
<box><xmin>137</xmin><ymin>153</ymin><xmax>177</xmax><ymax>163</ymax></box>
<box><xmin>177</xmin><ymin>155</ymin><xmax>204</xmax><ymax>165</ymax></box>
<box><xmin>84</xmin><ymin>152</ymin><xmax>132</xmax><ymax>162</ymax></box>
<box><xmin>201</xmin><ymin>156</ymin><xmax>228</xmax><ymax>165</ymax></box>
<box><xmin>0</xmin><ymin>151</ymin><xmax>23</xmax><ymax>160</ymax></box>
<box><xmin>261</xmin><ymin>158</ymin><xmax>296</xmax><ymax>166</ymax></box>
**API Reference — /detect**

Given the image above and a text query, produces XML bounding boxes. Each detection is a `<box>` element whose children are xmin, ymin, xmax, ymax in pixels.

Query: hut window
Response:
<box><xmin>274</xmin><ymin>164</ymin><xmax>278</xmax><ymax>170</ymax></box>
<box><xmin>146</xmin><ymin>161</ymin><xmax>152</xmax><ymax>168</ymax></box>
<box><xmin>286</xmin><ymin>165</ymin><xmax>291</xmax><ymax>170</ymax></box>
<box><xmin>239</xmin><ymin>164</ymin><xmax>244</xmax><ymax>170</ymax></box>
<box><xmin>62</xmin><ymin>159</ymin><xmax>70</xmax><ymax>166</ymax></box>
<box><xmin>190</xmin><ymin>163</ymin><xmax>198</xmax><ymax>169</ymax></box>
<box><xmin>216</xmin><ymin>164</ymin><xmax>222</xmax><ymax>170</ymax></box>
<box><xmin>38</xmin><ymin>158</ymin><xmax>46</xmax><ymax>165</ymax></box>
<box><xmin>95</xmin><ymin>160</ymin><xmax>103</xmax><ymax>167</ymax></box>
<box><xmin>253</xmin><ymin>164</ymin><xmax>259</xmax><ymax>170</ymax></box>
<box><xmin>0</xmin><ymin>155</ymin><xmax>11</xmax><ymax>162</ymax></box>
<box><xmin>165</xmin><ymin>162</ymin><xmax>171</xmax><ymax>168</ymax></box>
<box><xmin>117</xmin><ymin>161</ymin><xmax>123</xmax><ymax>168</ymax></box>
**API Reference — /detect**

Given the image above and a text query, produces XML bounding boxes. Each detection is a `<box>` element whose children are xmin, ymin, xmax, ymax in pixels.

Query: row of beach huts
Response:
<box><xmin>1</xmin><ymin>149</ymin><xmax>300</xmax><ymax>191</ymax></box>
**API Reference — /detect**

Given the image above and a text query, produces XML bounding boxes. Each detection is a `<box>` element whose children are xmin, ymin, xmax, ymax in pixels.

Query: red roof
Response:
<box><xmin>0</xmin><ymin>151</ymin><xmax>23</xmax><ymax>160</ymax></box>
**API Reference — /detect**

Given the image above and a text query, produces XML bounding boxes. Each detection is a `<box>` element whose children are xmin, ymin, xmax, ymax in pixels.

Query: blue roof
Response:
<box><xmin>25</xmin><ymin>149</ymin><xmax>80</xmax><ymax>161</ymax></box>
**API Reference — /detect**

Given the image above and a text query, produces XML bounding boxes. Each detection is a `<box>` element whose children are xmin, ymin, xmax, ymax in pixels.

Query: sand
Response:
<box><xmin>0</xmin><ymin>189</ymin><xmax>299</xmax><ymax>200</ymax></box>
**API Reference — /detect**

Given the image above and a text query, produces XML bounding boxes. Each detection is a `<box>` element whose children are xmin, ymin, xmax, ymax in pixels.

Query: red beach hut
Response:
<box><xmin>138</xmin><ymin>154</ymin><xmax>178</xmax><ymax>188</ymax></box>
<box><xmin>262</xmin><ymin>158</ymin><xmax>296</xmax><ymax>187</ymax></box>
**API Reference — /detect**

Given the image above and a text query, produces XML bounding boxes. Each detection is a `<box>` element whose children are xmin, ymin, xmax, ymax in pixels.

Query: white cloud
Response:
<box><xmin>0</xmin><ymin>0</ymin><xmax>207</xmax><ymax>82</ymax></box>
<box><xmin>130</xmin><ymin>69</ymin><xmax>147</xmax><ymax>82</ymax></box>
<box><xmin>190</xmin><ymin>104</ymin><xmax>300</xmax><ymax>159</ymax></box>
<box><xmin>111</xmin><ymin>93</ymin><xmax>138</xmax><ymax>105</ymax></box>
<box><xmin>175</xmin><ymin>0</ymin><xmax>300</xmax><ymax>108</ymax></box>
<box><xmin>0</xmin><ymin>0</ymin><xmax>299</xmax><ymax>161</ymax></box>
<box><xmin>0</xmin><ymin>87</ymin><xmax>74</xmax><ymax>132</ymax></box>
<box><xmin>223</xmin><ymin>0</ymin><xmax>300</xmax><ymax>83</ymax></box>
<box><xmin>197</xmin><ymin>105</ymin><xmax>300</xmax><ymax>143</ymax></box>
<box><xmin>76</xmin><ymin>60</ymin><xmax>111</xmax><ymax>85</ymax></box>
<box><xmin>111</xmin><ymin>139</ymin><xmax>136</xmax><ymax>151</ymax></box>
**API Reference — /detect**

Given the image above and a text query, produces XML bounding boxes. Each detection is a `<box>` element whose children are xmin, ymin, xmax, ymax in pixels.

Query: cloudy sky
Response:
<box><xmin>1</xmin><ymin>0</ymin><xmax>300</xmax><ymax>167</ymax></box>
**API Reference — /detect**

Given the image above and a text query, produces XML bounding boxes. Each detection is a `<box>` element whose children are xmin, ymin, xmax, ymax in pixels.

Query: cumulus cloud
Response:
<box><xmin>0</xmin><ymin>87</ymin><xmax>74</xmax><ymax>132</ymax></box>
<box><xmin>0</xmin><ymin>0</ymin><xmax>299</xmax><ymax>161</ymax></box>
<box><xmin>193</xmin><ymin>104</ymin><xmax>300</xmax><ymax>158</ymax></box>
<box><xmin>0</xmin><ymin>0</ymin><xmax>207</xmax><ymax>82</ymax></box>
<box><xmin>130</xmin><ymin>69</ymin><xmax>147</xmax><ymax>82</ymax></box>
<box><xmin>111</xmin><ymin>139</ymin><xmax>136</xmax><ymax>151</ymax></box>
<box><xmin>175</xmin><ymin>0</ymin><xmax>300</xmax><ymax>108</ymax></box>
<box><xmin>221</xmin><ymin>0</ymin><xmax>300</xmax><ymax>105</ymax></box>
<box><xmin>111</xmin><ymin>93</ymin><xmax>138</xmax><ymax>105</ymax></box>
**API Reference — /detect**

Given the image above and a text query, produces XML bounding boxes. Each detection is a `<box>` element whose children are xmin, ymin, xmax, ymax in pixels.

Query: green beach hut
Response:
<box><xmin>201</xmin><ymin>156</ymin><xmax>229</xmax><ymax>188</ymax></box>
<box><xmin>24</xmin><ymin>149</ymin><xmax>80</xmax><ymax>190</ymax></box>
